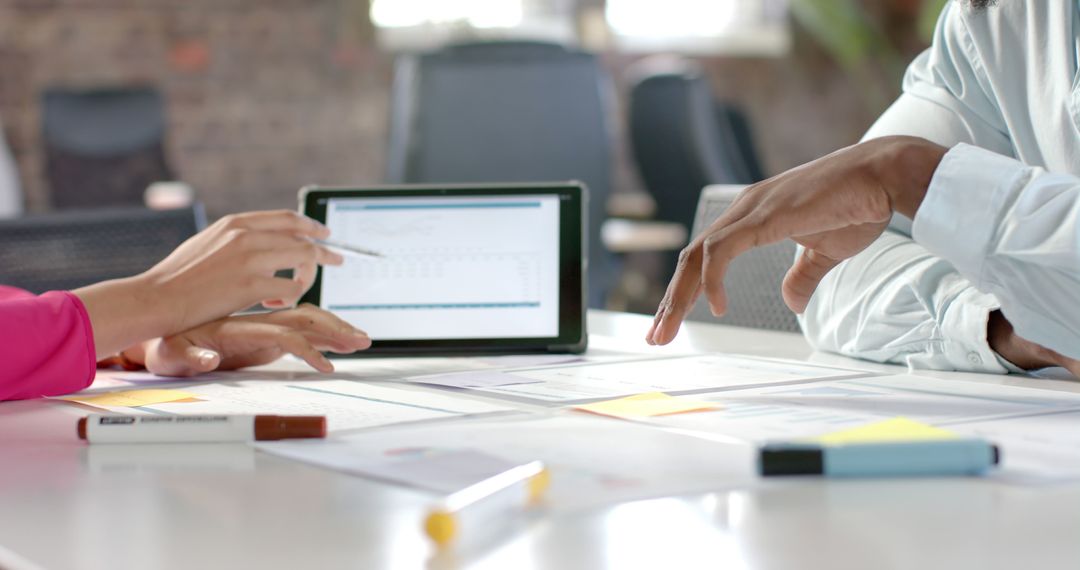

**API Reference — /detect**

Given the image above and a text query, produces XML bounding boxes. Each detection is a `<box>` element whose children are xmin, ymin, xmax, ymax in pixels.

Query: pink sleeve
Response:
<box><xmin>0</xmin><ymin>286</ymin><xmax>97</xmax><ymax>401</ymax></box>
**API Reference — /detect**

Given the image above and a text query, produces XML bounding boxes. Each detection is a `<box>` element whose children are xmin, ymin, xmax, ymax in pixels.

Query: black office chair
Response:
<box><xmin>0</xmin><ymin>205</ymin><xmax>206</xmax><ymax>293</ymax></box>
<box><xmin>628</xmin><ymin>59</ymin><xmax>766</xmax><ymax>278</ymax></box>
<box><xmin>385</xmin><ymin>41</ymin><xmax>618</xmax><ymax>308</ymax></box>
<box><xmin>41</xmin><ymin>86</ymin><xmax>174</xmax><ymax>210</ymax></box>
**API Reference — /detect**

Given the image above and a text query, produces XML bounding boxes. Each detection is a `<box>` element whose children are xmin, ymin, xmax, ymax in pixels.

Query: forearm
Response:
<box><xmin>74</xmin><ymin>276</ymin><xmax>174</xmax><ymax>360</ymax></box>
<box><xmin>911</xmin><ymin>144</ymin><xmax>1080</xmax><ymax>359</ymax></box>
<box><xmin>800</xmin><ymin>231</ymin><xmax>1008</xmax><ymax>373</ymax></box>
<box><xmin>872</xmin><ymin>137</ymin><xmax>946</xmax><ymax>220</ymax></box>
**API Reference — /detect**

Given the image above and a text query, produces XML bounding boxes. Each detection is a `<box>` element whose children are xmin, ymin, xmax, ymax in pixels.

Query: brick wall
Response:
<box><xmin>0</xmin><ymin>1</ymin><xmax>915</xmax><ymax>219</ymax></box>
<box><xmin>0</xmin><ymin>0</ymin><xmax>389</xmax><ymax>217</ymax></box>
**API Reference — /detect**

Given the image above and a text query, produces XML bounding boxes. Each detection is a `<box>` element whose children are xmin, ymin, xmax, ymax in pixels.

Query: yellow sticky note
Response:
<box><xmin>64</xmin><ymin>389</ymin><xmax>199</xmax><ymax>408</ymax></box>
<box><xmin>574</xmin><ymin>392</ymin><xmax>718</xmax><ymax>419</ymax></box>
<box><xmin>814</xmin><ymin>417</ymin><xmax>957</xmax><ymax>445</ymax></box>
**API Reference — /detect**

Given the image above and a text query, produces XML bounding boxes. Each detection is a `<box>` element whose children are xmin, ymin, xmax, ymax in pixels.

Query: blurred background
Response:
<box><xmin>0</xmin><ymin>0</ymin><xmax>949</xmax><ymax>315</ymax></box>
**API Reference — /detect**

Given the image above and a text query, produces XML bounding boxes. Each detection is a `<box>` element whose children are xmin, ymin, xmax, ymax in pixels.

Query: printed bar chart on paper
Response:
<box><xmin>63</xmin><ymin>380</ymin><xmax>513</xmax><ymax>433</ymax></box>
<box><xmin>321</xmin><ymin>196</ymin><xmax>561</xmax><ymax>340</ymax></box>
<box><xmin>645</xmin><ymin>374</ymin><xmax>1080</xmax><ymax>444</ymax></box>
<box><xmin>466</xmin><ymin>354</ymin><xmax>870</xmax><ymax>403</ymax></box>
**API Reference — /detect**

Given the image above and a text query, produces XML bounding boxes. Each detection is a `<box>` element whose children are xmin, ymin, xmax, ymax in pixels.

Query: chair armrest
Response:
<box><xmin>607</xmin><ymin>192</ymin><xmax>656</xmax><ymax>219</ymax></box>
<box><xmin>601</xmin><ymin>219</ymin><xmax>688</xmax><ymax>253</ymax></box>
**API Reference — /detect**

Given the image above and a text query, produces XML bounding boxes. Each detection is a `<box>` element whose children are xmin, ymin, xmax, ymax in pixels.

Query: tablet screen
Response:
<box><xmin>320</xmin><ymin>194</ymin><xmax>561</xmax><ymax>340</ymax></box>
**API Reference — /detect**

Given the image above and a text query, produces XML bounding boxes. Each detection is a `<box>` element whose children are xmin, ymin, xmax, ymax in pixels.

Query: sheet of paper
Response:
<box><xmin>63</xmin><ymin>389</ymin><xmax>200</xmax><ymax>407</ymax></box>
<box><xmin>262</xmin><ymin>446</ymin><xmax>521</xmax><ymax>494</ymax></box>
<box><xmin>573</xmin><ymin>392</ymin><xmax>717</xmax><ymax>419</ymax></box>
<box><xmin>945</xmin><ymin>409</ymin><xmax>1080</xmax><ymax>484</ymax></box>
<box><xmin>467</xmin><ymin>354</ymin><xmax>869</xmax><ymax>403</ymax></box>
<box><xmin>474</xmin><ymin>354</ymin><xmax>586</xmax><ymax>368</ymax></box>
<box><xmin>814</xmin><ymin>417</ymin><xmax>957</xmax><ymax>444</ymax></box>
<box><xmin>79</xmin><ymin>369</ymin><xmax>259</xmax><ymax>394</ymax></box>
<box><xmin>259</xmin><ymin>414</ymin><xmax>755</xmax><ymax>510</ymax></box>
<box><xmin>67</xmin><ymin>380</ymin><xmax>512</xmax><ymax>432</ymax></box>
<box><xmin>637</xmin><ymin>373</ymin><xmax>1080</xmax><ymax>484</ymax></box>
<box><xmin>410</xmin><ymin>370</ymin><xmax>543</xmax><ymax>389</ymax></box>
<box><xmin>646</xmin><ymin>374</ymin><xmax>1080</xmax><ymax>443</ymax></box>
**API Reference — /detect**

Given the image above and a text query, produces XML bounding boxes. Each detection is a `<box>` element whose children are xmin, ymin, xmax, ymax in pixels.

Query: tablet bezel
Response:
<box><xmin>299</xmin><ymin>182</ymin><xmax>587</xmax><ymax>356</ymax></box>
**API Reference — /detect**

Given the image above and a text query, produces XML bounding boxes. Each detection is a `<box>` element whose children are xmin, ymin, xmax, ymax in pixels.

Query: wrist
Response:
<box><xmin>74</xmin><ymin>275</ymin><xmax>174</xmax><ymax>359</ymax></box>
<box><xmin>872</xmin><ymin>136</ymin><xmax>947</xmax><ymax>219</ymax></box>
<box><xmin>987</xmin><ymin>310</ymin><xmax>1021</xmax><ymax>367</ymax></box>
<box><xmin>987</xmin><ymin>310</ymin><xmax>1054</xmax><ymax>371</ymax></box>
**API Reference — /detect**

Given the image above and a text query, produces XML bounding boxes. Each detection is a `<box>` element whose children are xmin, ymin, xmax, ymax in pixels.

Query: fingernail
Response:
<box><xmin>198</xmin><ymin>349</ymin><xmax>218</xmax><ymax>367</ymax></box>
<box><xmin>353</xmin><ymin>331</ymin><xmax>370</xmax><ymax>341</ymax></box>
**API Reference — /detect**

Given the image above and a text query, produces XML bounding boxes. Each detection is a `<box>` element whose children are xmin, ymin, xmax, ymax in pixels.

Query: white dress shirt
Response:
<box><xmin>800</xmin><ymin>0</ymin><xmax>1080</xmax><ymax>372</ymax></box>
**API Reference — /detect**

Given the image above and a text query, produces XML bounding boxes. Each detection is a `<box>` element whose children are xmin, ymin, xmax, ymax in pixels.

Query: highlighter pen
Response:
<box><xmin>77</xmin><ymin>414</ymin><xmax>326</xmax><ymax>444</ymax></box>
<box><xmin>424</xmin><ymin>460</ymin><xmax>550</xmax><ymax>548</ymax></box>
<box><xmin>311</xmin><ymin>238</ymin><xmax>384</xmax><ymax>258</ymax></box>
<box><xmin>759</xmin><ymin>439</ymin><xmax>1000</xmax><ymax>477</ymax></box>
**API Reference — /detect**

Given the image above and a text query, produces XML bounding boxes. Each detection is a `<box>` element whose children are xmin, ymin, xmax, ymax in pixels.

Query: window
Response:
<box><xmin>604</xmin><ymin>0</ymin><xmax>790</xmax><ymax>55</ymax></box>
<box><xmin>371</xmin><ymin>0</ymin><xmax>524</xmax><ymax>29</ymax></box>
<box><xmin>370</xmin><ymin>0</ymin><xmax>575</xmax><ymax>51</ymax></box>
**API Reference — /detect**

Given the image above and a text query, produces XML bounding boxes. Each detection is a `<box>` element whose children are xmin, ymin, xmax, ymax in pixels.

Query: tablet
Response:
<box><xmin>299</xmin><ymin>183</ymin><xmax>587</xmax><ymax>355</ymax></box>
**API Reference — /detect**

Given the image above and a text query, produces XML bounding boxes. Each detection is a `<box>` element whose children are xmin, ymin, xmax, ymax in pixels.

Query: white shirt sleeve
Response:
<box><xmin>799</xmin><ymin>3</ymin><xmax>1017</xmax><ymax>373</ymax></box>
<box><xmin>914</xmin><ymin>143</ymin><xmax>1080</xmax><ymax>360</ymax></box>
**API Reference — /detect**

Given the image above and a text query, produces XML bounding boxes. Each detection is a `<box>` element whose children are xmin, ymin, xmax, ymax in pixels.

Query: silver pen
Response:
<box><xmin>312</xmin><ymin>238</ymin><xmax>385</xmax><ymax>258</ymax></box>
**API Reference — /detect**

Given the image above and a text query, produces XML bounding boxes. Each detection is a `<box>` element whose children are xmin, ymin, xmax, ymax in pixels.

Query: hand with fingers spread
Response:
<box><xmin>120</xmin><ymin>304</ymin><xmax>372</xmax><ymax>377</ymax></box>
<box><xmin>75</xmin><ymin>210</ymin><xmax>345</xmax><ymax>360</ymax></box>
<box><xmin>646</xmin><ymin>136</ymin><xmax>948</xmax><ymax>346</ymax></box>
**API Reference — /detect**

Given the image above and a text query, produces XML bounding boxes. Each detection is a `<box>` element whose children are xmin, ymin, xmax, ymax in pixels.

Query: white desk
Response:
<box><xmin>1</xmin><ymin>310</ymin><xmax>1079</xmax><ymax>570</ymax></box>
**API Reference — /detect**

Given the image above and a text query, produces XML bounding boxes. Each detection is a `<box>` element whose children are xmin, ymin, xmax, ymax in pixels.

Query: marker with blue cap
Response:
<box><xmin>759</xmin><ymin>438</ymin><xmax>1000</xmax><ymax>478</ymax></box>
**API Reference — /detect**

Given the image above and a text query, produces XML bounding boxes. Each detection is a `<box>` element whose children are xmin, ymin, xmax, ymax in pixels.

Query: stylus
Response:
<box><xmin>312</xmin><ymin>238</ymin><xmax>385</xmax><ymax>258</ymax></box>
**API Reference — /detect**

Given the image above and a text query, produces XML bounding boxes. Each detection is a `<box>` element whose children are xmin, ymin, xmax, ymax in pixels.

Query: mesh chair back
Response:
<box><xmin>385</xmin><ymin>41</ymin><xmax>616</xmax><ymax>307</ymax></box>
<box><xmin>687</xmin><ymin>185</ymin><xmax>799</xmax><ymax>332</ymax></box>
<box><xmin>0</xmin><ymin>205</ymin><xmax>205</xmax><ymax>293</ymax></box>
<box><xmin>42</xmin><ymin>87</ymin><xmax>173</xmax><ymax>210</ymax></box>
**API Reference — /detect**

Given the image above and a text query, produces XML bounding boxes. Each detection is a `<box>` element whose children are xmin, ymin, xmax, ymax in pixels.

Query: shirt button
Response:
<box><xmin>967</xmin><ymin>352</ymin><xmax>983</xmax><ymax>366</ymax></box>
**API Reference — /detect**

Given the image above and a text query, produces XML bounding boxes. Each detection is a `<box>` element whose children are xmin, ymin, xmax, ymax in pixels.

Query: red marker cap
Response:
<box><xmin>254</xmin><ymin>415</ymin><xmax>327</xmax><ymax>440</ymax></box>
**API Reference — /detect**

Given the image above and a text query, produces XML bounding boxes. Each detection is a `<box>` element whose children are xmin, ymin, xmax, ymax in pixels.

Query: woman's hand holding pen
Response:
<box><xmin>76</xmin><ymin>210</ymin><xmax>345</xmax><ymax>359</ymax></box>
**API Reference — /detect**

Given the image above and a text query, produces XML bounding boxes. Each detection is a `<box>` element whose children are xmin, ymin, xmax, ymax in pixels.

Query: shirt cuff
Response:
<box><xmin>911</xmin><ymin>143</ymin><xmax>1029</xmax><ymax>290</ymax></box>
<box><xmin>58</xmin><ymin>291</ymin><xmax>97</xmax><ymax>393</ymax></box>
<box><xmin>935</xmin><ymin>285</ymin><xmax>1009</xmax><ymax>374</ymax></box>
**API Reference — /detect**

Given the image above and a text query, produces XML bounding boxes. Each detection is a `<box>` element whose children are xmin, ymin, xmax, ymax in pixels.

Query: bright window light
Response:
<box><xmin>604</xmin><ymin>0</ymin><xmax>789</xmax><ymax>56</ymax></box>
<box><xmin>606</xmin><ymin>0</ymin><xmax>738</xmax><ymax>38</ymax></box>
<box><xmin>371</xmin><ymin>0</ymin><xmax>524</xmax><ymax>29</ymax></box>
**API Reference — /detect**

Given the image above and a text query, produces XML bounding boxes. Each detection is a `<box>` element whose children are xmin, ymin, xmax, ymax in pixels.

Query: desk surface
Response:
<box><xmin>1</xmin><ymin>311</ymin><xmax>1079</xmax><ymax>570</ymax></box>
